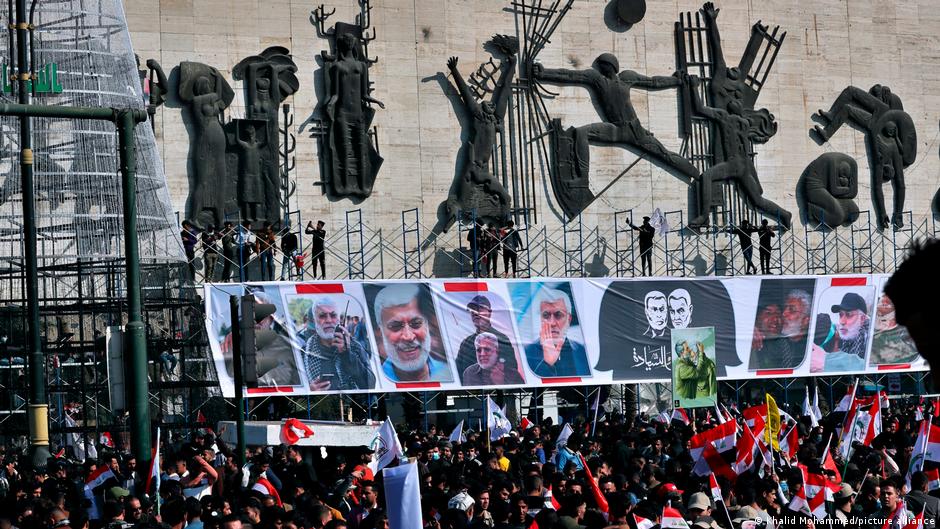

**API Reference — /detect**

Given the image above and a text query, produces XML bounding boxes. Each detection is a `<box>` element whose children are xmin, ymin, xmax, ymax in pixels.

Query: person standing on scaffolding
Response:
<box><xmin>628</xmin><ymin>216</ymin><xmax>656</xmax><ymax>276</ymax></box>
<box><xmin>181</xmin><ymin>220</ymin><xmax>199</xmax><ymax>280</ymax></box>
<box><xmin>220</xmin><ymin>221</ymin><xmax>236</xmax><ymax>282</ymax></box>
<box><xmin>279</xmin><ymin>223</ymin><xmax>299</xmax><ymax>281</ymax></box>
<box><xmin>757</xmin><ymin>219</ymin><xmax>781</xmax><ymax>275</ymax></box>
<box><xmin>306</xmin><ymin>220</ymin><xmax>327</xmax><ymax>280</ymax></box>
<box><xmin>729</xmin><ymin>219</ymin><xmax>759</xmax><ymax>274</ymax></box>
<box><xmin>235</xmin><ymin>220</ymin><xmax>256</xmax><ymax>282</ymax></box>
<box><xmin>486</xmin><ymin>223</ymin><xmax>501</xmax><ymax>278</ymax></box>
<box><xmin>258</xmin><ymin>223</ymin><xmax>277</xmax><ymax>281</ymax></box>
<box><xmin>201</xmin><ymin>225</ymin><xmax>220</xmax><ymax>282</ymax></box>
<box><xmin>501</xmin><ymin>220</ymin><xmax>523</xmax><ymax>277</ymax></box>
<box><xmin>467</xmin><ymin>220</ymin><xmax>483</xmax><ymax>278</ymax></box>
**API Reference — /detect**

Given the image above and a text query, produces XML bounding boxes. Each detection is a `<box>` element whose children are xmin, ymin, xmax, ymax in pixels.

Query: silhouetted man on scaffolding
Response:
<box><xmin>729</xmin><ymin>219</ymin><xmax>758</xmax><ymax>275</ymax></box>
<box><xmin>629</xmin><ymin>216</ymin><xmax>656</xmax><ymax>276</ymax></box>
<box><xmin>306</xmin><ymin>220</ymin><xmax>327</xmax><ymax>280</ymax></box>
<box><xmin>757</xmin><ymin>219</ymin><xmax>781</xmax><ymax>275</ymax></box>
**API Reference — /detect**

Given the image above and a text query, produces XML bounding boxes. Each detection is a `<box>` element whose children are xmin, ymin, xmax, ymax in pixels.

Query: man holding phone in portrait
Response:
<box><xmin>301</xmin><ymin>297</ymin><xmax>375</xmax><ymax>391</ymax></box>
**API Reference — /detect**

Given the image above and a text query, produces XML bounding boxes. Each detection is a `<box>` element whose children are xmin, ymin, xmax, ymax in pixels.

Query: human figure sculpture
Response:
<box><xmin>798</xmin><ymin>152</ymin><xmax>860</xmax><ymax>228</ymax></box>
<box><xmin>532</xmin><ymin>54</ymin><xmax>699</xmax><ymax>185</ymax></box>
<box><xmin>812</xmin><ymin>85</ymin><xmax>916</xmax><ymax>231</ymax></box>
<box><xmin>235</xmin><ymin>121</ymin><xmax>266</xmax><ymax>222</ymax></box>
<box><xmin>325</xmin><ymin>33</ymin><xmax>385</xmax><ymax>199</ymax></box>
<box><xmin>178</xmin><ymin>62</ymin><xmax>234</xmax><ymax>230</ymax></box>
<box><xmin>686</xmin><ymin>76</ymin><xmax>792</xmax><ymax>230</ymax></box>
<box><xmin>444</xmin><ymin>35</ymin><xmax>517</xmax><ymax>225</ymax></box>
<box><xmin>233</xmin><ymin>47</ymin><xmax>299</xmax><ymax>224</ymax></box>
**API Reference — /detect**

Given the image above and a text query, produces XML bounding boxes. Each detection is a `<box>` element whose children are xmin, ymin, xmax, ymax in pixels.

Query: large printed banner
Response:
<box><xmin>204</xmin><ymin>275</ymin><xmax>924</xmax><ymax>397</ymax></box>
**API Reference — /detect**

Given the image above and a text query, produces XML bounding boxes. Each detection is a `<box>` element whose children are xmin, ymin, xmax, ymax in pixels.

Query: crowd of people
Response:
<box><xmin>466</xmin><ymin>220</ymin><xmax>524</xmax><ymax>278</ymax></box>
<box><xmin>180</xmin><ymin>220</ymin><xmax>327</xmax><ymax>283</ymax></box>
<box><xmin>4</xmin><ymin>393</ymin><xmax>938</xmax><ymax>529</ymax></box>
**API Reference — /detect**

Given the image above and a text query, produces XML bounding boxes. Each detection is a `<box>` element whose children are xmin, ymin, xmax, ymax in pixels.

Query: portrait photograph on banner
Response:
<box><xmin>207</xmin><ymin>284</ymin><xmax>302</xmax><ymax>392</ymax></box>
<box><xmin>671</xmin><ymin>327</ymin><xmax>717</xmax><ymax>408</ymax></box>
<box><xmin>507</xmin><ymin>281</ymin><xmax>590</xmax><ymax>379</ymax></box>
<box><xmin>434</xmin><ymin>285</ymin><xmax>527</xmax><ymax>387</ymax></box>
<box><xmin>283</xmin><ymin>288</ymin><xmax>377</xmax><ymax>392</ymax></box>
<box><xmin>362</xmin><ymin>282</ymin><xmax>454</xmax><ymax>385</ymax></box>
<box><xmin>595</xmin><ymin>279</ymin><xmax>737</xmax><ymax>381</ymax></box>
<box><xmin>868</xmin><ymin>277</ymin><xmax>922</xmax><ymax>369</ymax></box>
<box><xmin>748</xmin><ymin>278</ymin><xmax>817</xmax><ymax>372</ymax></box>
<box><xmin>809</xmin><ymin>279</ymin><xmax>876</xmax><ymax>374</ymax></box>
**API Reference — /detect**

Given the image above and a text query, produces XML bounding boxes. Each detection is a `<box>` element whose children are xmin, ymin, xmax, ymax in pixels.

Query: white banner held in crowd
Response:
<box><xmin>449</xmin><ymin>420</ymin><xmax>466</xmax><ymax>444</ymax></box>
<box><xmin>556</xmin><ymin>423</ymin><xmax>574</xmax><ymax>448</ymax></box>
<box><xmin>369</xmin><ymin>419</ymin><xmax>404</xmax><ymax>474</ymax></box>
<box><xmin>383</xmin><ymin>461</ymin><xmax>422</xmax><ymax>529</ymax></box>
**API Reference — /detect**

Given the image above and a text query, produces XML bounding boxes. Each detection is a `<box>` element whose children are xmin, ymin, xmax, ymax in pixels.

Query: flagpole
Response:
<box><xmin>485</xmin><ymin>395</ymin><xmax>491</xmax><ymax>453</ymax></box>
<box><xmin>591</xmin><ymin>389</ymin><xmax>601</xmax><ymax>437</ymax></box>
<box><xmin>155</xmin><ymin>426</ymin><xmax>161</xmax><ymax>518</ymax></box>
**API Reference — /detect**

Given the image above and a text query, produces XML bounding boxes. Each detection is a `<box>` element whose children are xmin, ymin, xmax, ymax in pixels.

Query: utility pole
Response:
<box><xmin>13</xmin><ymin>0</ymin><xmax>50</xmax><ymax>470</ymax></box>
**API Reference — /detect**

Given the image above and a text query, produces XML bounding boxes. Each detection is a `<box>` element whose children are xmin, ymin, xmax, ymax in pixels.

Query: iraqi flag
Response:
<box><xmin>780</xmin><ymin>424</ymin><xmax>800</xmax><ymax>460</ymax></box>
<box><xmin>735</xmin><ymin>422</ymin><xmax>760</xmax><ymax>475</ymax></box>
<box><xmin>921</xmin><ymin>422</ymin><xmax>940</xmax><ymax>462</ymax></box>
<box><xmin>544</xmin><ymin>485</ymin><xmax>561</xmax><ymax>510</ymax></box>
<box><xmin>864</xmin><ymin>393</ymin><xmax>883</xmax><ymax>445</ymax></box>
<box><xmin>85</xmin><ymin>465</ymin><xmax>117</xmax><ymax>490</ymax></box>
<box><xmin>145</xmin><ymin>428</ymin><xmax>161</xmax><ymax>495</ymax></box>
<box><xmin>662</xmin><ymin>505</ymin><xmax>691</xmax><ymax>529</ymax></box>
<box><xmin>820</xmin><ymin>437</ymin><xmax>842</xmax><ymax>493</ymax></box>
<box><xmin>709</xmin><ymin>473</ymin><xmax>724</xmax><ymax>505</ymax></box>
<box><xmin>926</xmin><ymin>468</ymin><xmax>940</xmax><ymax>491</ymax></box>
<box><xmin>788</xmin><ymin>464</ymin><xmax>832</xmax><ymax>520</ymax></box>
<box><xmin>835</xmin><ymin>384</ymin><xmax>856</xmax><ymax>412</ymax></box>
<box><xmin>252</xmin><ymin>476</ymin><xmax>283</xmax><ymax>506</ymax></box>
<box><xmin>672</xmin><ymin>408</ymin><xmax>691</xmax><ymax>426</ymax></box>
<box><xmin>520</xmin><ymin>417</ymin><xmax>535</xmax><ymax>430</ymax></box>
<box><xmin>634</xmin><ymin>514</ymin><xmax>657</xmax><ymax>529</ymax></box>
<box><xmin>692</xmin><ymin>421</ymin><xmax>738</xmax><ymax>479</ymax></box>
<box><xmin>742</xmin><ymin>404</ymin><xmax>767</xmax><ymax>438</ymax></box>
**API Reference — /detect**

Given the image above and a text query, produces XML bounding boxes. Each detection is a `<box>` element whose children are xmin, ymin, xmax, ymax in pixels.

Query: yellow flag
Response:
<box><xmin>766</xmin><ymin>393</ymin><xmax>781</xmax><ymax>450</ymax></box>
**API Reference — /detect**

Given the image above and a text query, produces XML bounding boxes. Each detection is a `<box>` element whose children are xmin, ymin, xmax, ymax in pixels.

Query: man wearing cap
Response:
<box><xmin>821</xmin><ymin>292</ymin><xmax>871</xmax><ymax>372</ymax></box>
<box><xmin>834</xmin><ymin>483</ymin><xmax>856</xmax><ymax>525</ymax></box>
<box><xmin>629</xmin><ymin>217</ymin><xmax>656</xmax><ymax>276</ymax></box>
<box><xmin>906</xmin><ymin>471</ymin><xmax>940</xmax><ymax>529</ymax></box>
<box><xmin>448</xmin><ymin>491</ymin><xmax>476</xmax><ymax>524</ymax></box>
<box><xmin>456</xmin><ymin>295</ymin><xmax>519</xmax><ymax>380</ymax></box>
<box><xmin>301</xmin><ymin>296</ymin><xmax>375</xmax><ymax>391</ymax></box>
<box><xmin>463</xmin><ymin>332</ymin><xmax>525</xmax><ymax>386</ymax></box>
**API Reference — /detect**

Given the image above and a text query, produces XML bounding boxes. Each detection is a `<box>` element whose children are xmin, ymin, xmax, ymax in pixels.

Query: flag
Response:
<box><xmin>907</xmin><ymin>418</ymin><xmax>930</xmax><ymax>488</ymax></box>
<box><xmin>448</xmin><ymin>420</ymin><xmax>467</xmax><ymax>444</ymax></box>
<box><xmin>488</xmin><ymin>397</ymin><xmax>512</xmax><ymax>441</ymax></box>
<box><xmin>788</xmin><ymin>464</ymin><xmax>832</xmax><ymax>520</ymax></box>
<box><xmin>691</xmin><ymin>421</ymin><xmax>738</xmax><ymax>479</ymax></box>
<box><xmin>544</xmin><ymin>485</ymin><xmax>561</xmax><ymax>510</ymax></box>
<box><xmin>735</xmin><ymin>422</ymin><xmax>760</xmax><ymax>475</ymax></box>
<box><xmin>520</xmin><ymin>417</ymin><xmax>534</xmax><ymax>430</ymax></box>
<box><xmin>916</xmin><ymin>406</ymin><xmax>924</xmax><ymax>422</ymax></box>
<box><xmin>654</xmin><ymin>411</ymin><xmax>671</xmax><ymax>424</ymax></box>
<box><xmin>812</xmin><ymin>386</ymin><xmax>823</xmax><ymax>422</ymax></box>
<box><xmin>715</xmin><ymin>403</ymin><xmax>728</xmax><ymax>424</ymax></box>
<box><xmin>766</xmin><ymin>394</ymin><xmax>781</xmax><ymax>451</ymax></box>
<box><xmin>864</xmin><ymin>393</ymin><xmax>882</xmax><ymax>445</ymax></box>
<box><xmin>252</xmin><ymin>476</ymin><xmax>283</xmax><ymax>506</ymax></box>
<box><xmin>85</xmin><ymin>465</ymin><xmax>117</xmax><ymax>490</ymax></box>
<box><xmin>383</xmin><ymin>462</ymin><xmax>422</xmax><ymax>529</ymax></box>
<box><xmin>804</xmin><ymin>387</ymin><xmax>819</xmax><ymax>428</ymax></box>
<box><xmin>780</xmin><ymin>424</ymin><xmax>800</xmax><ymax>460</ymax></box>
<box><xmin>579</xmin><ymin>454</ymin><xmax>609</xmax><ymax>513</ymax></box>
<box><xmin>742</xmin><ymin>404</ymin><xmax>767</xmax><ymax>437</ymax></box>
<box><xmin>281</xmin><ymin>418</ymin><xmax>315</xmax><ymax>445</ymax></box>
<box><xmin>369</xmin><ymin>419</ymin><xmax>404</xmax><ymax>474</ymax></box>
<box><xmin>145</xmin><ymin>428</ymin><xmax>161</xmax><ymax>495</ymax></box>
<box><xmin>926</xmin><ymin>468</ymin><xmax>940</xmax><ymax>491</ymax></box>
<box><xmin>820</xmin><ymin>436</ymin><xmax>842</xmax><ymax>493</ymax></box>
<box><xmin>901</xmin><ymin>504</ymin><xmax>925</xmax><ymax>529</ymax></box>
<box><xmin>835</xmin><ymin>383</ymin><xmax>856</xmax><ymax>412</ymax></box>
<box><xmin>709</xmin><ymin>473</ymin><xmax>723</xmax><ymax>505</ymax></box>
<box><xmin>672</xmin><ymin>408</ymin><xmax>690</xmax><ymax>425</ymax></box>
<box><xmin>99</xmin><ymin>432</ymin><xmax>114</xmax><ymax>449</ymax></box>
<box><xmin>921</xmin><ymin>421</ymin><xmax>940</xmax><ymax>462</ymax></box>
<box><xmin>64</xmin><ymin>414</ymin><xmax>95</xmax><ymax>462</ymax></box>
<box><xmin>634</xmin><ymin>514</ymin><xmax>656</xmax><ymax>529</ymax></box>
<box><xmin>662</xmin><ymin>505</ymin><xmax>691</xmax><ymax>529</ymax></box>
<box><xmin>556</xmin><ymin>423</ymin><xmax>574</xmax><ymax>448</ymax></box>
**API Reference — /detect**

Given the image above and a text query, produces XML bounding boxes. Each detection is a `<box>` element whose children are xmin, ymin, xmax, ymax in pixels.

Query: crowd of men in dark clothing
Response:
<box><xmin>467</xmin><ymin>221</ymin><xmax>524</xmax><ymax>278</ymax></box>
<box><xmin>5</xmin><ymin>392</ymin><xmax>940</xmax><ymax>529</ymax></box>
<box><xmin>180</xmin><ymin>220</ymin><xmax>327</xmax><ymax>283</ymax></box>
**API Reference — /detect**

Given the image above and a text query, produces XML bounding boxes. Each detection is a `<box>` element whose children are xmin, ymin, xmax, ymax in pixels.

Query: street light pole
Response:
<box><xmin>14</xmin><ymin>0</ymin><xmax>50</xmax><ymax>470</ymax></box>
